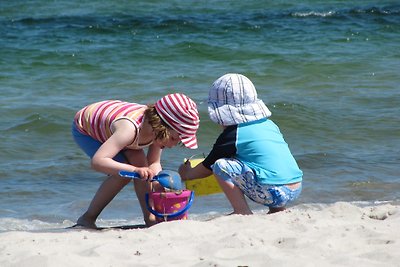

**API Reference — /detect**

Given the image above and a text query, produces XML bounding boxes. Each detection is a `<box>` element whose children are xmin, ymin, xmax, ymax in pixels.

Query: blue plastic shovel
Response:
<box><xmin>119</xmin><ymin>170</ymin><xmax>183</xmax><ymax>190</ymax></box>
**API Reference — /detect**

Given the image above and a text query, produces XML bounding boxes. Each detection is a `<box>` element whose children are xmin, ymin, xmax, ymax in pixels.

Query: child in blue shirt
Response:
<box><xmin>179</xmin><ymin>73</ymin><xmax>303</xmax><ymax>214</ymax></box>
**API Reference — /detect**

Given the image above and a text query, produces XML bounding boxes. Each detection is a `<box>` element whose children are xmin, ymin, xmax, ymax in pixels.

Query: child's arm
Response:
<box><xmin>91</xmin><ymin>119</ymin><xmax>149</xmax><ymax>177</ymax></box>
<box><xmin>178</xmin><ymin>161</ymin><xmax>212</xmax><ymax>181</ymax></box>
<box><xmin>146</xmin><ymin>144</ymin><xmax>163</xmax><ymax>175</ymax></box>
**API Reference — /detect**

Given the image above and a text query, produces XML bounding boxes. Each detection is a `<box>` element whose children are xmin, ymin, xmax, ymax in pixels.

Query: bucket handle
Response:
<box><xmin>145</xmin><ymin>191</ymin><xmax>194</xmax><ymax>219</ymax></box>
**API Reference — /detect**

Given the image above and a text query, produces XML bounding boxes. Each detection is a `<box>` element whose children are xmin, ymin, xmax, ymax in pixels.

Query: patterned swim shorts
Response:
<box><xmin>212</xmin><ymin>158</ymin><xmax>302</xmax><ymax>208</ymax></box>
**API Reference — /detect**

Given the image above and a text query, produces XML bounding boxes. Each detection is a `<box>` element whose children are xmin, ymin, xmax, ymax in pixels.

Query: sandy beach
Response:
<box><xmin>0</xmin><ymin>202</ymin><xmax>398</xmax><ymax>267</ymax></box>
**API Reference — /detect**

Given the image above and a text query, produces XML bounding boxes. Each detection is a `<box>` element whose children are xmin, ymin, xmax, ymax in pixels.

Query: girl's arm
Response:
<box><xmin>146</xmin><ymin>144</ymin><xmax>163</xmax><ymax>174</ymax></box>
<box><xmin>91</xmin><ymin>119</ymin><xmax>143</xmax><ymax>176</ymax></box>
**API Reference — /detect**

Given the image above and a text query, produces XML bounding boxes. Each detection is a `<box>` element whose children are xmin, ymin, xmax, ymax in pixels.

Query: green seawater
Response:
<box><xmin>0</xmin><ymin>0</ymin><xmax>399</xmax><ymax>230</ymax></box>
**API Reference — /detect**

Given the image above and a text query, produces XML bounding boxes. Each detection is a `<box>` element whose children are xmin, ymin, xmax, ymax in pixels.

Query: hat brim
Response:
<box><xmin>180</xmin><ymin>134</ymin><xmax>198</xmax><ymax>149</ymax></box>
<box><xmin>208</xmin><ymin>99</ymin><xmax>271</xmax><ymax>126</ymax></box>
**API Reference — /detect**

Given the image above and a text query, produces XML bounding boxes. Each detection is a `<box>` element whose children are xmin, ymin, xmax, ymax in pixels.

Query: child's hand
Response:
<box><xmin>134</xmin><ymin>167</ymin><xmax>156</xmax><ymax>180</ymax></box>
<box><xmin>178</xmin><ymin>161</ymin><xmax>191</xmax><ymax>181</ymax></box>
<box><xmin>178</xmin><ymin>159</ymin><xmax>212</xmax><ymax>181</ymax></box>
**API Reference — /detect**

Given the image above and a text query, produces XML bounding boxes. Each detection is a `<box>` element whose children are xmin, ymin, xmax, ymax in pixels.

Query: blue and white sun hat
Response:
<box><xmin>208</xmin><ymin>73</ymin><xmax>272</xmax><ymax>126</ymax></box>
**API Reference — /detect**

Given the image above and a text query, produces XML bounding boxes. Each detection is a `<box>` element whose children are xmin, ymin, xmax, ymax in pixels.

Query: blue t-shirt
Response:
<box><xmin>203</xmin><ymin>118</ymin><xmax>303</xmax><ymax>185</ymax></box>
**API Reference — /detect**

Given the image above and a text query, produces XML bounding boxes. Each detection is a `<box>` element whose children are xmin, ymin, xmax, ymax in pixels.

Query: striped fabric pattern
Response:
<box><xmin>74</xmin><ymin>100</ymin><xmax>147</xmax><ymax>143</ymax></box>
<box><xmin>155</xmin><ymin>93</ymin><xmax>200</xmax><ymax>149</ymax></box>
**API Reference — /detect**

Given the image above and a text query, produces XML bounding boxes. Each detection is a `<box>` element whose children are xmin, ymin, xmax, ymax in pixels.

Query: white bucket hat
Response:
<box><xmin>208</xmin><ymin>73</ymin><xmax>271</xmax><ymax>126</ymax></box>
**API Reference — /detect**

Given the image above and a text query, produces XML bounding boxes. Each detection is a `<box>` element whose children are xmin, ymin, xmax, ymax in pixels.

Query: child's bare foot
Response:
<box><xmin>268</xmin><ymin>207</ymin><xmax>286</xmax><ymax>214</ymax></box>
<box><xmin>228</xmin><ymin>210</ymin><xmax>253</xmax><ymax>215</ymax></box>
<box><xmin>144</xmin><ymin>214</ymin><xmax>158</xmax><ymax>227</ymax></box>
<box><xmin>145</xmin><ymin>220</ymin><xmax>158</xmax><ymax>227</ymax></box>
<box><xmin>76</xmin><ymin>214</ymin><xmax>97</xmax><ymax>229</ymax></box>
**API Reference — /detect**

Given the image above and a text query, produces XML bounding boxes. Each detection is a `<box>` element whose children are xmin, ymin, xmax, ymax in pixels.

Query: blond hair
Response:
<box><xmin>144</xmin><ymin>104</ymin><xmax>171</xmax><ymax>142</ymax></box>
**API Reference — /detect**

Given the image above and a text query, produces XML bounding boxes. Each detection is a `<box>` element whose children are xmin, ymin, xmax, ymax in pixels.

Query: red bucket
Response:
<box><xmin>145</xmin><ymin>190</ymin><xmax>194</xmax><ymax>223</ymax></box>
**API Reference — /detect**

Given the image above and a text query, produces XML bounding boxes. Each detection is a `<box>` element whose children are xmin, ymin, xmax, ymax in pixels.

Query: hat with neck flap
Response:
<box><xmin>155</xmin><ymin>93</ymin><xmax>200</xmax><ymax>149</ymax></box>
<box><xmin>208</xmin><ymin>73</ymin><xmax>271</xmax><ymax>126</ymax></box>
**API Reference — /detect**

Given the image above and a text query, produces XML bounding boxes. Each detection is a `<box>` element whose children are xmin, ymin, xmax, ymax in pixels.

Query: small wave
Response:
<box><xmin>4</xmin><ymin>104</ymin><xmax>71</xmax><ymax>134</ymax></box>
<box><xmin>291</xmin><ymin>11</ymin><xmax>336</xmax><ymax>17</ymax></box>
<box><xmin>290</xmin><ymin>6</ymin><xmax>399</xmax><ymax>18</ymax></box>
<box><xmin>350</xmin><ymin>6</ymin><xmax>400</xmax><ymax>16</ymax></box>
<box><xmin>4</xmin><ymin>4</ymin><xmax>398</xmax><ymax>33</ymax></box>
<box><xmin>0</xmin><ymin>217</ymin><xmax>72</xmax><ymax>232</ymax></box>
<box><xmin>5</xmin><ymin>113</ymin><xmax>64</xmax><ymax>135</ymax></box>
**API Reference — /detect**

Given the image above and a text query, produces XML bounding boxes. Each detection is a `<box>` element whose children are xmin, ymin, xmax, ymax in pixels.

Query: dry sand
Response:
<box><xmin>0</xmin><ymin>202</ymin><xmax>399</xmax><ymax>267</ymax></box>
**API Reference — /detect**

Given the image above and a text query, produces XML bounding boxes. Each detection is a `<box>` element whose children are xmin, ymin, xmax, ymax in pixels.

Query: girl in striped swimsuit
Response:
<box><xmin>72</xmin><ymin>93</ymin><xmax>199</xmax><ymax>228</ymax></box>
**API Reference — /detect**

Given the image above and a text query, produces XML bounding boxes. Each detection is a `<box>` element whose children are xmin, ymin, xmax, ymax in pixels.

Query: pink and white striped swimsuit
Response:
<box><xmin>74</xmin><ymin>100</ymin><xmax>148</xmax><ymax>146</ymax></box>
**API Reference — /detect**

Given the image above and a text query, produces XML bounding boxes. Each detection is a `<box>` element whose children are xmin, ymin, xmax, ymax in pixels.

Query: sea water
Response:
<box><xmin>0</xmin><ymin>0</ymin><xmax>399</xmax><ymax>231</ymax></box>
